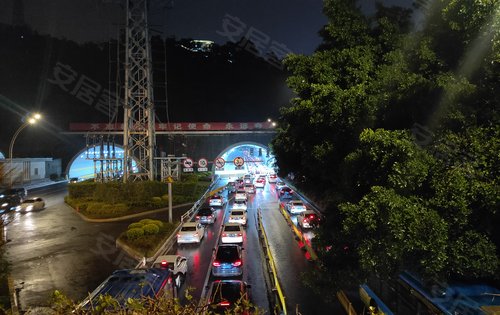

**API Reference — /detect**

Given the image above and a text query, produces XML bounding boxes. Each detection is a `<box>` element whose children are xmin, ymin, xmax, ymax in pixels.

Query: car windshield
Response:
<box><xmin>236</xmin><ymin>190</ymin><xmax>245</xmax><ymax>194</ymax></box>
<box><xmin>224</xmin><ymin>225</ymin><xmax>240</xmax><ymax>232</ymax></box>
<box><xmin>231</xmin><ymin>211</ymin><xmax>244</xmax><ymax>216</ymax></box>
<box><xmin>216</xmin><ymin>246</ymin><xmax>239</xmax><ymax>262</ymax></box>
<box><xmin>210</xmin><ymin>282</ymin><xmax>243</xmax><ymax>304</ymax></box>
<box><xmin>292</xmin><ymin>201</ymin><xmax>303</xmax><ymax>206</ymax></box>
<box><xmin>235</xmin><ymin>200</ymin><xmax>245</xmax><ymax>205</ymax></box>
<box><xmin>181</xmin><ymin>226</ymin><xmax>196</xmax><ymax>232</ymax></box>
<box><xmin>211</xmin><ymin>196</ymin><xmax>221</xmax><ymax>200</ymax></box>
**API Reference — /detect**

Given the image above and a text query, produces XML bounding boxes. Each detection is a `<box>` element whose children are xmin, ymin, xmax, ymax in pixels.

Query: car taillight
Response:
<box><xmin>303</xmin><ymin>218</ymin><xmax>309</xmax><ymax>223</ymax></box>
<box><xmin>213</xmin><ymin>261</ymin><xmax>221</xmax><ymax>267</ymax></box>
<box><xmin>220</xmin><ymin>301</ymin><xmax>231</xmax><ymax>306</ymax></box>
<box><xmin>177</xmin><ymin>233</ymin><xmax>180</xmax><ymax>237</ymax></box>
<box><xmin>208</xmin><ymin>215</ymin><xmax>212</xmax><ymax>218</ymax></box>
<box><xmin>222</xmin><ymin>233</ymin><xmax>227</xmax><ymax>237</ymax></box>
<box><xmin>196</xmin><ymin>216</ymin><xmax>200</xmax><ymax>219</ymax></box>
<box><xmin>232</xmin><ymin>260</ymin><xmax>242</xmax><ymax>267</ymax></box>
<box><xmin>237</xmin><ymin>233</ymin><xmax>243</xmax><ymax>236</ymax></box>
<box><xmin>309</xmin><ymin>215</ymin><xmax>315</xmax><ymax>219</ymax></box>
<box><xmin>161</xmin><ymin>260</ymin><xmax>168</xmax><ymax>267</ymax></box>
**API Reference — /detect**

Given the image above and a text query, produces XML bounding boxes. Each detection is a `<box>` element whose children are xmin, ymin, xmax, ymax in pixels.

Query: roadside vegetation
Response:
<box><xmin>272</xmin><ymin>0</ymin><xmax>500</xmax><ymax>298</ymax></box>
<box><xmin>118</xmin><ymin>218</ymin><xmax>177</xmax><ymax>257</ymax></box>
<box><xmin>65</xmin><ymin>174</ymin><xmax>211</xmax><ymax>219</ymax></box>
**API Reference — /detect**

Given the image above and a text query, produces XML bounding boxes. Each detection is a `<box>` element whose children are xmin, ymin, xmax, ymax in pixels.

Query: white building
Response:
<box><xmin>0</xmin><ymin>155</ymin><xmax>61</xmax><ymax>186</ymax></box>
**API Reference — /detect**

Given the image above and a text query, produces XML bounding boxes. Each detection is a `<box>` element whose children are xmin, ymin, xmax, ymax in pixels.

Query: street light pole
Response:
<box><xmin>8</xmin><ymin>114</ymin><xmax>41</xmax><ymax>187</ymax></box>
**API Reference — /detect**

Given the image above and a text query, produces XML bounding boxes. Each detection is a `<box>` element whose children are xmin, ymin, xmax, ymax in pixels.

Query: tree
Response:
<box><xmin>272</xmin><ymin>0</ymin><xmax>500</xmax><ymax>295</ymax></box>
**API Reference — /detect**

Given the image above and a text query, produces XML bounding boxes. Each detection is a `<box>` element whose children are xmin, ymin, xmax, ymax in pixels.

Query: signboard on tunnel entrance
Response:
<box><xmin>197</xmin><ymin>158</ymin><xmax>208</xmax><ymax>172</ymax></box>
<box><xmin>215</xmin><ymin>157</ymin><xmax>225</xmax><ymax>169</ymax></box>
<box><xmin>233</xmin><ymin>157</ymin><xmax>244</xmax><ymax>167</ymax></box>
<box><xmin>183</xmin><ymin>158</ymin><xmax>194</xmax><ymax>172</ymax></box>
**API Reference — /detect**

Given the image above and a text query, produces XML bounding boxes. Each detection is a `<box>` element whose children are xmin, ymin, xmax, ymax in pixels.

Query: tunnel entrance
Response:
<box><xmin>214</xmin><ymin>142</ymin><xmax>276</xmax><ymax>177</ymax></box>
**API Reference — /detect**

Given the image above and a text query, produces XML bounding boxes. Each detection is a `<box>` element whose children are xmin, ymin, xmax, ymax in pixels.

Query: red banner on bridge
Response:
<box><xmin>69</xmin><ymin>122</ymin><xmax>276</xmax><ymax>132</ymax></box>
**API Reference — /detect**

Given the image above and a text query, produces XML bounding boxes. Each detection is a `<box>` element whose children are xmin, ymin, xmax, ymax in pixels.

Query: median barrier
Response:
<box><xmin>257</xmin><ymin>208</ymin><xmax>287</xmax><ymax>315</ymax></box>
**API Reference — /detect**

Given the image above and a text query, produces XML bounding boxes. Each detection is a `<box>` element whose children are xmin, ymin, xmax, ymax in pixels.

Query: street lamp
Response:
<box><xmin>9</xmin><ymin>113</ymin><xmax>42</xmax><ymax>187</ymax></box>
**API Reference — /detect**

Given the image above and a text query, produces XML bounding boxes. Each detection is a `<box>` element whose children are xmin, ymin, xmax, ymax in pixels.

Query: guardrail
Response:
<box><xmin>257</xmin><ymin>208</ymin><xmax>287</xmax><ymax>315</ymax></box>
<box><xmin>135</xmin><ymin>177</ymin><xmax>222</xmax><ymax>268</ymax></box>
<box><xmin>337</xmin><ymin>291</ymin><xmax>358</xmax><ymax>315</ymax></box>
<box><xmin>278</xmin><ymin>202</ymin><xmax>318</xmax><ymax>261</ymax></box>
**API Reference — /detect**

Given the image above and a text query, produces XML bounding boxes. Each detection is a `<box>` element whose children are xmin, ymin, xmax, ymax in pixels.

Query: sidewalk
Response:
<box><xmin>21</xmin><ymin>178</ymin><xmax>68</xmax><ymax>191</ymax></box>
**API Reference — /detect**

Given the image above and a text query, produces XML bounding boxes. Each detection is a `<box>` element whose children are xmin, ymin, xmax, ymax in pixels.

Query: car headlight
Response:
<box><xmin>1</xmin><ymin>203</ymin><xmax>7</xmax><ymax>207</ymax></box>
<box><xmin>26</xmin><ymin>205</ymin><xmax>33</xmax><ymax>211</ymax></box>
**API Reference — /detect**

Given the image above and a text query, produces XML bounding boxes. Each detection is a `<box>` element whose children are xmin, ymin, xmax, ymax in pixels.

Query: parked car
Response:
<box><xmin>231</xmin><ymin>200</ymin><xmax>247</xmax><ymax>211</ymax></box>
<box><xmin>153</xmin><ymin>255</ymin><xmax>188</xmax><ymax>288</ymax></box>
<box><xmin>221</xmin><ymin>223</ymin><xmax>244</xmax><ymax>244</ymax></box>
<box><xmin>0</xmin><ymin>187</ymin><xmax>27</xmax><ymax>201</ymax></box>
<box><xmin>177</xmin><ymin>222</ymin><xmax>205</xmax><ymax>245</ymax></box>
<box><xmin>235</xmin><ymin>189</ymin><xmax>247</xmax><ymax>202</ymax></box>
<box><xmin>19</xmin><ymin>197</ymin><xmax>45</xmax><ymax>212</ymax></box>
<box><xmin>209</xmin><ymin>195</ymin><xmax>225</xmax><ymax>207</ymax></box>
<box><xmin>278</xmin><ymin>186</ymin><xmax>294</xmax><ymax>199</ymax></box>
<box><xmin>0</xmin><ymin>196</ymin><xmax>21</xmax><ymax>213</ymax></box>
<box><xmin>206</xmin><ymin>280</ymin><xmax>251</xmax><ymax>314</ymax></box>
<box><xmin>196</xmin><ymin>207</ymin><xmax>216</xmax><ymax>224</ymax></box>
<box><xmin>244</xmin><ymin>183</ymin><xmax>255</xmax><ymax>194</ymax></box>
<box><xmin>212</xmin><ymin>244</ymin><xmax>243</xmax><ymax>277</ymax></box>
<box><xmin>69</xmin><ymin>177</ymin><xmax>80</xmax><ymax>183</ymax></box>
<box><xmin>285</xmin><ymin>200</ymin><xmax>307</xmax><ymax>214</ymax></box>
<box><xmin>297</xmin><ymin>210</ymin><xmax>321</xmax><ymax>229</ymax></box>
<box><xmin>228</xmin><ymin>210</ymin><xmax>247</xmax><ymax>226</ymax></box>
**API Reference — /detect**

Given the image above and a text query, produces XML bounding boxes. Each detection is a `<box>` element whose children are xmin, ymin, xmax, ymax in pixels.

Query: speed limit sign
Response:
<box><xmin>233</xmin><ymin>157</ymin><xmax>245</xmax><ymax>167</ymax></box>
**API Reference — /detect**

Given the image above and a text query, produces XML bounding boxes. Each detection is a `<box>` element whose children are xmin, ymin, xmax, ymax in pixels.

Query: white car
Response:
<box><xmin>228</xmin><ymin>210</ymin><xmax>247</xmax><ymax>226</ymax></box>
<box><xmin>254</xmin><ymin>177</ymin><xmax>266</xmax><ymax>188</ymax></box>
<box><xmin>285</xmin><ymin>200</ymin><xmax>307</xmax><ymax>214</ymax></box>
<box><xmin>177</xmin><ymin>222</ymin><xmax>205</xmax><ymax>244</ymax></box>
<box><xmin>209</xmin><ymin>195</ymin><xmax>225</xmax><ymax>207</ymax></box>
<box><xmin>232</xmin><ymin>200</ymin><xmax>247</xmax><ymax>211</ymax></box>
<box><xmin>244</xmin><ymin>183</ymin><xmax>255</xmax><ymax>194</ymax></box>
<box><xmin>275</xmin><ymin>180</ymin><xmax>286</xmax><ymax>191</ymax></box>
<box><xmin>19</xmin><ymin>197</ymin><xmax>45</xmax><ymax>212</ymax></box>
<box><xmin>221</xmin><ymin>223</ymin><xmax>244</xmax><ymax>244</ymax></box>
<box><xmin>268</xmin><ymin>173</ymin><xmax>278</xmax><ymax>183</ymax></box>
<box><xmin>153</xmin><ymin>255</ymin><xmax>188</xmax><ymax>287</ymax></box>
<box><xmin>235</xmin><ymin>189</ymin><xmax>247</xmax><ymax>202</ymax></box>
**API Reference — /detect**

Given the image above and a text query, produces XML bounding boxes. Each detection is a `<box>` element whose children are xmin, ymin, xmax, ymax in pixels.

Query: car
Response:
<box><xmin>212</xmin><ymin>244</ymin><xmax>243</xmax><ymax>277</ymax></box>
<box><xmin>226</xmin><ymin>182</ymin><xmax>237</xmax><ymax>194</ymax></box>
<box><xmin>235</xmin><ymin>189</ymin><xmax>247</xmax><ymax>202</ymax></box>
<box><xmin>267</xmin><ymin>173</ymin><xmax>277</xmax><ymax>183</ymax></box>
<box><xmin>244</xmin><ymin>183</ymin><xmax>255</xmax><ymax>194</ymax></box>
<box><xmin>285</xmin><ymin>200</ymin><xmax>307</xmax><ymax>214</ymax></box>
<box><xmin>231</xmin><ymin>200</ymin><xmax>247</xmax><ymax>211</ymax></box>
<box><xmin>278</xmin><ymin>186</ymin><xmax>294</xmax><ymax>199</ymax></box>
<box><xmin>275</xmin><ymin>180</ymin><xmax>286</xmax><ymax>191</ymax></box>
<box><xmin>196</xmin><ymin>207</ymin><xmax>216</xmax><ymax>224</ymax></box>
<box><xmin>235</xmin><ymin>178</ymin><xmax>244</xmax><ymax>188</ymax></box>
<box><xmin>209</xmin><ymin>195</ymin><xmax>225</xmax><ymax>207</ymax></box>
<box><xmin>254</xmin><ymin>177</ymin><xmax>265</xmax><ymax>188</ymax></box>
<box><xmin>228</xmin><ymin>210</ymin><xmax>247</xmax><ymax>226</ymax></box>
<box><xmin>243</xmin><ymin>174</ymin><xmax>252</xmax><ymax>184</ymax></box>
<box><xmin>206</xmin><ymin>280</ymin><xmax>251</xmax><ymax>314</ymax></box>
<box><xmin>0</xmin><ymin>196</ymin><xmax>21</xmax><ymax>213</ymax></box>
<box><xmin>297</xmin><ymin>210</ymin><xmax>321</xmax><ymax>229</ymax></box>
<box><xmin>19</xmin><ymin>197</ymin><xmax>45</xmax><ymax>212</ymax></box>
<box><xmin>221</xmin><ymin>223</ymin><xmax>244</xmax><ymax>244</ymax></box>
<box><xmin>177</xmin><ymin>222</ymin><xmax>205</xmax><ymax>244</ymax></box>
<box><xmin>153</xmin><ymin>255</ymin><xmax>188</xmax><ymax>287</ymax></box>
<box><xmin>69</xmin><ymin>177</ymin><xmax>79</xmax><ymax>183</ymax></box>
<box><xmin>0</xmin><ymin>187</ymin><xmax>27</xmax><ymax>201</ymax></box>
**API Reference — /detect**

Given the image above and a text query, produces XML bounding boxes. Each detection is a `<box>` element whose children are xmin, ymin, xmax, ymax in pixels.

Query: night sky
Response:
<box><xmin>0</xmin><ymin>0</ymin><xmax>414</xmax><ymax>55</ymax></box>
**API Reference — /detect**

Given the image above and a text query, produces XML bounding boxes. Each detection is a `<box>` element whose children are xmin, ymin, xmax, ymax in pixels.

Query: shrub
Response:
<box><xmin>128</xmin><ymin>222</ymin><xmax>143</xmax><ymax>230</ymax></box>
<box><xmin>152</xmin><ymin>197</ymin><xmax>162</xmax><ymax>203</ymax></box>
<box><xmin>139</xmin><ymin>219</ymin><xmax>156</xmax><ymax>225</ymax></box>
<box><xmin>126</xmin><ymin>228</ymin><xmax>144</xmax><ymax>240</ymax></box>
<box><xmin>143</xmin><ymin>224</ymin><xmax>160</xmax><ymax>235</ymax></box>
<box><xmin>161</xmin><ymin>194</ymin><xmax>169</xmax><ymax>201</ymax></box>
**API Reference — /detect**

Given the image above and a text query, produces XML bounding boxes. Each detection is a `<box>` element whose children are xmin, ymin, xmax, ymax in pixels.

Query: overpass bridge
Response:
<box><xmin>62</xmin><ymin>121</ymin><xmax>278</xmax><ymax>180</ymax></box>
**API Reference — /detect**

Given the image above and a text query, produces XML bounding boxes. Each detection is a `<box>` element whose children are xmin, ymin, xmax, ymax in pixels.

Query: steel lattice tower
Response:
<box><xmin>123</xmin><ymin>0</ymin><xmax>156</xmax><ymax>181</ymax></box>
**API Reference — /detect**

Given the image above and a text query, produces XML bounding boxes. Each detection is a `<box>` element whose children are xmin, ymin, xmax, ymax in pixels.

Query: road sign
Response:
<box><xmin>183</xmin><ymin>158</ymin><xmax>194</xmax><ymax>168</ymax></box>
<box><xmin>198</xmin><ymin>158</ymin><xmax>208</xmax><ymax>168</ymax></box>
<box><xmin>215</xmin><ymin>157</ymin><xmax>225</xmax><ymax>169</ymax></box>
<box><xmin>166</xmin><ymin>176</ymin><xmax>174</xmax><ymax>183</ymax></box>
<box><xmin>233</xmin><ymin>157</ymin><xmax>244</xmax><ymax>167</ymax></box>
<box><xmin>183</xmin><ymin>167</ymin><xmax>194</xmax><ymax>172</ymax></box>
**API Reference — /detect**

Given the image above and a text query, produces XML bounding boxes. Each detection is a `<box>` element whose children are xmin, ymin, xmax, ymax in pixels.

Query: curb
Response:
<box><xmin>72</xmin><ymin>203</ymin><xmax>195</xmax><ymax>223</ymax></box>
<box><xmin>8</xmin><ymin>275</ymin><xmax>19</xmax><ymax>315</ymax></box>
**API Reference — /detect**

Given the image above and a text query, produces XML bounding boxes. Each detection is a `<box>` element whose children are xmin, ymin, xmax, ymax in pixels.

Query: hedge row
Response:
<box><xmin>120</xmin><ymin>219</ymin><xmax>178</xmax><ymax>256</ymax></box>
